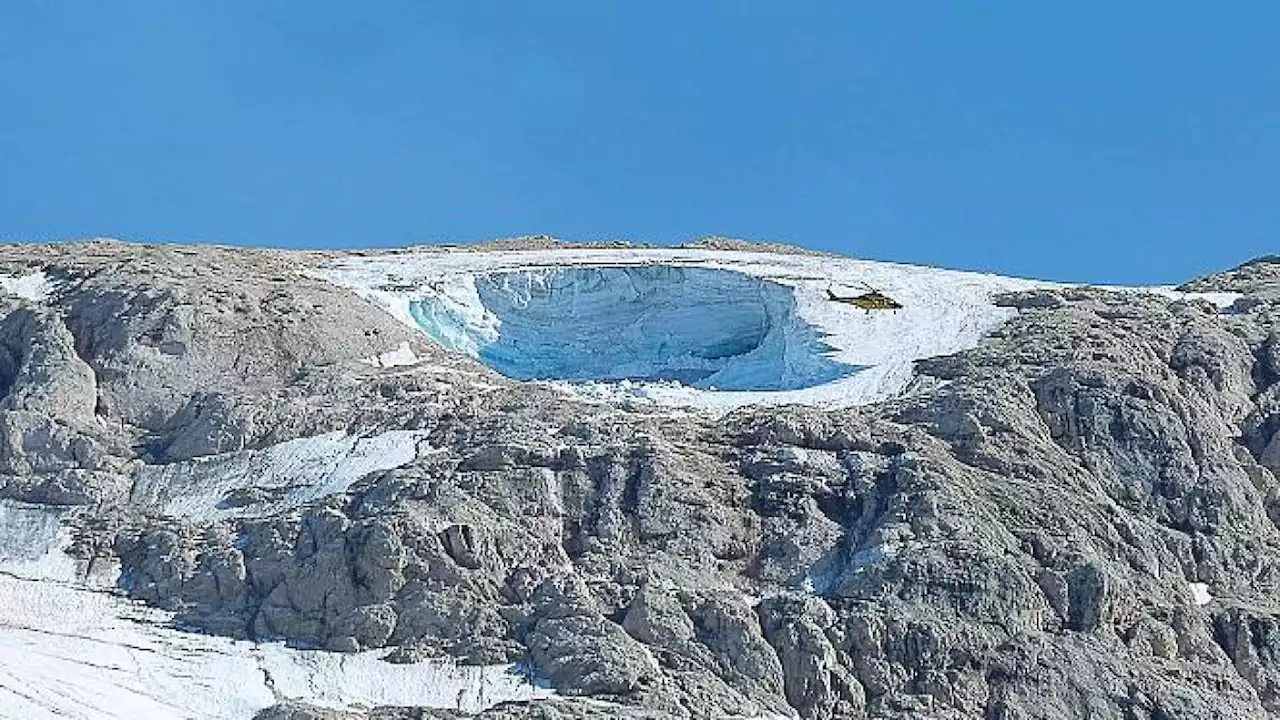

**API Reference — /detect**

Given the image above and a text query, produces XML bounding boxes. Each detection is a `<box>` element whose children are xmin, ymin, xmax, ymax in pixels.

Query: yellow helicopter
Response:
<box><xmin>826</xmin><ymin>283</ymin><xmax>903</xmax><ymax>313</ymax></box>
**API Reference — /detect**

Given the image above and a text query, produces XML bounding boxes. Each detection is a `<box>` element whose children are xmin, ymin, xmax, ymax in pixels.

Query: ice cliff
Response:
<box><xmin>413</xmin><ymin>266</ymin><xmax>855</xmax><ymax>391</ymax></box>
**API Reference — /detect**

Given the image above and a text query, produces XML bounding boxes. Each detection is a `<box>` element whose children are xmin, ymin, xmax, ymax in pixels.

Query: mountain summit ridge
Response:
<box><xmin>1</xmin><ymin>241</ymin><xmax>1280</xmax><ymax>719</ymax></box>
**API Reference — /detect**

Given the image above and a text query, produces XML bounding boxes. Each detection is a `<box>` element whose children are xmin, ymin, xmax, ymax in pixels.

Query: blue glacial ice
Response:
<box><xmin>410</xmin><ymin>266</ymin><xmax>857</xmax><ymax>391</ymax></box>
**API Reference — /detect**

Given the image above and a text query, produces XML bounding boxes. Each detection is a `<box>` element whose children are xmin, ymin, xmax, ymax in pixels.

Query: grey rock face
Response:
<box><xmin>11</xmin><ymin>242</ymin><xmax>1280</xmax><ymax>718</ymax></box>
<box><xmin>254</xmin><ymin>700</ymin><xmax>674</xmax><ymax>720</ymax></box>
<box><xmin>758</xmin><ymin>593</ymin><xmax>864</xmax><ymax>718</ymax></box>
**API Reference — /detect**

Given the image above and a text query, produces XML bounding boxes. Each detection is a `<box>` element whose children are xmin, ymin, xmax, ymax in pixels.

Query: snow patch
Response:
<box><xmin>0</xmin><ymin>270</ymin><xmax>53</xmax><ymax>302</ymax></box>
<box><xmin>131</xmin><ymin>430</ymin><xmax>430</xmax><ymax>520</ymax></box>
<box><xmin>0</xmin><ymin>500</ymin><xmax>77</xmax><ymax>582</ymax></box>
<box><xmin>260</xmin><ymin>647</ymin><xmax>550</xmax><ymax>714</ymax></box>
<box><xmin>360</xmin><ymin>340</ymin><xmax>421</xmax><ymax>368</ymax></box>
<box><xmin>1189</xmin><ymin>582</ymin><xmax>1213</xmax><ymax>606</ymax></box>
<box><xmin>0</xmin><ymin>574</ymin><xmax>551</xmax><ymax>719</ymax></box>
<box><xmin>0</xmin><ymin>498</ymin><xmax>553</xmax><ymax>719</ymax></box>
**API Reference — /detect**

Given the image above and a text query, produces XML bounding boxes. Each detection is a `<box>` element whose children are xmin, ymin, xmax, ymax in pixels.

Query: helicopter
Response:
<box><xmin>826</xmin><ymin>282</ymin><xmax>903</xmax><ymax>313</ymax></box>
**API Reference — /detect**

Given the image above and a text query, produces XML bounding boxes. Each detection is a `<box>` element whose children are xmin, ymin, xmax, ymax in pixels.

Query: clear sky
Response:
<box><xmin>1</xmin><ymin>3</ymin><xmax>1276</xmax><ymax>283</ymax></box>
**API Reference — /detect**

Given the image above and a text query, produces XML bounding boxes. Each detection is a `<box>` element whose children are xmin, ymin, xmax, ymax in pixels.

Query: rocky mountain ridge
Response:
<box><xmin>3</xmin><ymin>241</ymin><xmax>1280</xmax><ymax>719</ymax></box>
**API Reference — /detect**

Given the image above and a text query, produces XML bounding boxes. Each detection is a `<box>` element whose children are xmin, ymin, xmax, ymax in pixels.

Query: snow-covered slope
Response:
<box><xmin>0</xmin><ymin>270</ymin><xmax>54</xmax><ymax>302</ymax></box>
<box><xmin>131</xmin><ymin>430</ymin><xmax>432</xmax><ymax>521</ymax></box>
<box><xmin>0</xmin><ymin>500</ymin><xmax>552</xmax><ymax>720</ymax></box>
<box><xmin>320</xmin><ymin>247</ymin><xmax>1235</xmax><ymax>412</ymax></box>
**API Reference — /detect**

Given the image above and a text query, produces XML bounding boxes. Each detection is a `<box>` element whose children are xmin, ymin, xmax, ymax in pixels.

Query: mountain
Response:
<box><xmin>0</xmin><ymin>238</ymin><xmax>1278</xmax><ymax>719</ymax></box>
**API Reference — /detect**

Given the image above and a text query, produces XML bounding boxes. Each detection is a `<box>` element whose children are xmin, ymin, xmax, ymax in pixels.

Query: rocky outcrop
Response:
<box><xmin>254</xmin><ymin>700</ymin><xmax>673</xmax><ymax>720</ymax></box>
<box><xmin>9</xmin><ymin>242</ymin><xmax>1280</xmax><ymax>718</ymax></box>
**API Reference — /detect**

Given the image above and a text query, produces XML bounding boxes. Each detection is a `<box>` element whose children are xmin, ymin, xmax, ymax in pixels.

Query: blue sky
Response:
<box><xmin>1</xmin><ymin>3</ymin><xmax>1276</xmax><ymax>283</ymax></box>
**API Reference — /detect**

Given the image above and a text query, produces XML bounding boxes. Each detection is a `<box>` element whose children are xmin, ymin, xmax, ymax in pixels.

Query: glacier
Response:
<box><xmin>319</xmin><ymin>247</ymin><xmax>1242</xmax><ymax>413</ymax></box>
<box><xmin>322</xmin><ymin>247</ymin><xmax>1247</xmax><ymax>414</ymax></box>
<box><xmin>321</xmin><ymin>247</ymin><xmax>1054</xmax><ymax>411</ymax></box>
<box><xmin>414</xmin><ymin>266</ymin><xmax>857</xmax><ymax>391</ymax></box>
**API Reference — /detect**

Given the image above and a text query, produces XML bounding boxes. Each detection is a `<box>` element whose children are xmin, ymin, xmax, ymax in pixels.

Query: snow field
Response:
<box><xmin>0</xmin><ymin>499</ymin><xmax>553</xmax><ymax>720</ymax></box>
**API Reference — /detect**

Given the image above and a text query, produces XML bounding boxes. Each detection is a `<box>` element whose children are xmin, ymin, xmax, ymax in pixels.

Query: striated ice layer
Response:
<box><xmin>413</xmin><ymin>266</ymin><xmax>858</xmax><ymax>391</ymax></box>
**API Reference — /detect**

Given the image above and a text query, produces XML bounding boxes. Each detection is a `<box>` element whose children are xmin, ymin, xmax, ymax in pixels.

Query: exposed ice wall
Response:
<box><xmin>408</xmin><ymin>276</ymin><xmax>501</xmax><ymax>356</ymax></box>
<box><xmin>412</xmin><ymin>266</ymin><xmax>857</xmax><ymax>391</ymax></box>
<box><xmin>318</xmin><ymin>247</ymin><xmax>1058</xmax><ymax>410</ymax></box>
